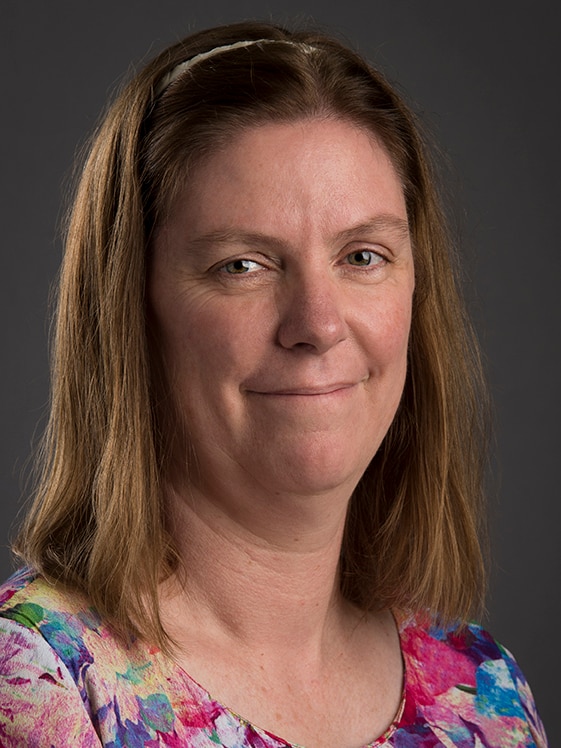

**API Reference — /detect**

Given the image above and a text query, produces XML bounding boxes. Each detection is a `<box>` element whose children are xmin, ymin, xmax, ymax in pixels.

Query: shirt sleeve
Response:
<box><xmin>501</xmin><ymin>641</ymin><xmax>549</xmax><ymax>748</ymax></box>
<box><xmin>0</xmin><ymin>617</ymin><xmax>102</xmax><ymax>747</ymax></box>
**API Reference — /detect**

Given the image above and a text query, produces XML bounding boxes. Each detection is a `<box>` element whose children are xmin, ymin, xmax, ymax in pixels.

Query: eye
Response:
<box><xmin>345</xmin><ymin>249</ymin><xmax>384</xmax><ymax>267</ymax></box>
<box><xmin>221</xmin><ymin>259</ymin><xmax>263</xmax><ymax>274</ymax></box>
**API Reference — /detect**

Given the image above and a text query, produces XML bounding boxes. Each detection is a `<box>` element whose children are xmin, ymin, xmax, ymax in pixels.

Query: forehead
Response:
<box><xmin>163</xmin><ymin>117</ymin><xmax>407</xmax><ymax>240</ymax></box>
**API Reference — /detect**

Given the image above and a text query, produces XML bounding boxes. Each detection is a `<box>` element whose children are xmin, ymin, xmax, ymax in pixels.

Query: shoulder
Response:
<box><xmin>0</xmin><ymin>567</ymin><xmax>169</xmax><ymax>686</ymax></box>
<box><xmin>396</xmin><ymin>615</ymin><xmax>548</xmax><ymax>746</ymax></box>
<box><xmin>0</xmin><ymin>565</ymin><xmax>92</xmax><ymax>623</ymax></box>
<box><xmin>0</xmin><ymin>568</ymin><xmax>107</xmax><ymax>745</ymax></box>
<box><xmin>0</xmin><ymin>569</ymin><xmax>231</xmax><ymax>746</ymax></box>
<box><xmin>0</xmin><ymin>568</ymin><xmax>177</xmax><ymax>746</ymax></box>
<box><xmin>0</xmin><ymin>567</ymin><xmax>112</xmax><ymax>676</ymax></box>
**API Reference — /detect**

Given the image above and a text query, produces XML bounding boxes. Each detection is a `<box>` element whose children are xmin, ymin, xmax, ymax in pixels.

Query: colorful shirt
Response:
<box><xmin>0</xmin><ymin>568</ymin><xmax>548</xmax><ymax>747</ymax></box>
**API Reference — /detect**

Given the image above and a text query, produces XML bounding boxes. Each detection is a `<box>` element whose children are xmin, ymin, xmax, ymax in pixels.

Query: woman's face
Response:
<box><xmin>149</xmin><ymin>118</ymin><xmax>414</xmax><ymax>502</ymax></box>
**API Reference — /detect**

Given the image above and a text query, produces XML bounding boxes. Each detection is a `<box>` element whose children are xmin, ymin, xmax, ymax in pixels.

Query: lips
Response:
<box><xmin>247</xmin><ymin>381</ymin><xmax>361</xmax><ymax>396</ymax></box>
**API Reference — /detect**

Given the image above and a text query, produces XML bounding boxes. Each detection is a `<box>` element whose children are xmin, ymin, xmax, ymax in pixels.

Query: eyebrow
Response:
<box><xmin>185</xmin><ymin>213</ymin><xmax>410</xmax><ymax>257</ymax></box>
<box><xmin>333</xmin><ymin>215</ymin><xmax>410</xmax><ymax>244</ymax></box>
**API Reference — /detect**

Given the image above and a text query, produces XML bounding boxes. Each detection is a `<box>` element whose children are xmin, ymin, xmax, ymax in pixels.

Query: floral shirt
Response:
<box><xmin>0</xmin><ymin>568</ymin><xmax>548</xmax><ymax>747</ymax></box>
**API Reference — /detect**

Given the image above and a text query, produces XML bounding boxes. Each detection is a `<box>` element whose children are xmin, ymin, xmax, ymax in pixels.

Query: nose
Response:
<box><xmin>276</xmin><ymin>272</ymin><xmax>348</xmax><ymax>353</ymax></box>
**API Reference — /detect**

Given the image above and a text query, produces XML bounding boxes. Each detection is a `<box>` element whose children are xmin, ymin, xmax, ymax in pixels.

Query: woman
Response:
<box><xmin>0</xmin><ymin>21</ymin><xmax>548</xmax><ymax>747</ymax></box>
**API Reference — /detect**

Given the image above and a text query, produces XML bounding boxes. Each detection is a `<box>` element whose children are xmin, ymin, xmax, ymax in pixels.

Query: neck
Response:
<box><xmin>161</xmin><ymin>480</ymin><xmax>355</xmax><ymax>655</ymax></box>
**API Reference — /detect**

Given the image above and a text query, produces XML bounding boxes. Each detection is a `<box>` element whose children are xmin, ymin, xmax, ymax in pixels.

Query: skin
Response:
<box><xmin>149</xmin><ymin>117</ymin><xmax>415</xmax><ymax>748</ymax></box>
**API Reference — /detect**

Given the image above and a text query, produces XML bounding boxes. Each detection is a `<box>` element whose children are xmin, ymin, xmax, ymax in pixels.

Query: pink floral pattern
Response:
<box><xmin>0</xmin><ymin>568</ymin><xmax>548</xmax><ymax>746</ymax></box>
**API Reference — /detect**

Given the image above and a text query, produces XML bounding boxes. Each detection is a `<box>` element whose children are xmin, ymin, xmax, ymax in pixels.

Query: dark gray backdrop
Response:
<box><xmin>1</xmin><ymin>0</ymin><xmax>558</xmax><ymax>742</ymax></box>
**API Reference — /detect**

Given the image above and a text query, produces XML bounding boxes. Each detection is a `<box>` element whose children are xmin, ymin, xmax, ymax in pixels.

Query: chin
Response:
<box><xmin>251</xmin><ymin>444</ymin><xmax>371</xmax><ymax>500</ymax></box>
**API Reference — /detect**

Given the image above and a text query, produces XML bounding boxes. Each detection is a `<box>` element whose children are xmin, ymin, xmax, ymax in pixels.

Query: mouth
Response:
<box><xmin>248</xmin><ymin>382</ymin><xmax>359</xmax><ymax>397</ymax></box>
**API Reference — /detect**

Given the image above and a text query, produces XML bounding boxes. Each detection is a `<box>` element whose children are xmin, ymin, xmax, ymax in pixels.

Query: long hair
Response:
<box><xmin>15</xmin><ymin>21</ymin><xmax>488</xmax><ymax>647</ymax></box>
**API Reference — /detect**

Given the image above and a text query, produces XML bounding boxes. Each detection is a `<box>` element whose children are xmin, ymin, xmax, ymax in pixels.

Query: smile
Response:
<box><xmin>248</xmin><ymin>383</ymin><xmax>358</xmax><ymax>396</ymax></box>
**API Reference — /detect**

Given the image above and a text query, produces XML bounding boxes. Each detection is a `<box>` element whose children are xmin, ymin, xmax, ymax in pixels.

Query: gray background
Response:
<box><xmin>1</xmin><ymin>0</ymin><xmax>558</xmax><ymax>742</ymax></box>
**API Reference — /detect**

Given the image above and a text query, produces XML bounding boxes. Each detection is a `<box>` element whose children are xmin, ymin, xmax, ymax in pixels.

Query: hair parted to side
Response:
<box><xmin>15</xmin><ymin>21</ymin><xmax>489</xmax><ymax>648</ymax></box>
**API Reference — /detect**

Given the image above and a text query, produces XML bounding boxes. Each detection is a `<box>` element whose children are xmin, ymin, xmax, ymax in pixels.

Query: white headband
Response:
<box><xmin>156</xmin><ymin>38</ymin><xmax>316</xmax><ymax>96</ymax></box>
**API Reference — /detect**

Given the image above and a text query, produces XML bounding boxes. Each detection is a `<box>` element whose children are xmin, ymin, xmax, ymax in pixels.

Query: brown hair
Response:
<box><xmin>15</xmin><ymin>21</ymin><xmax>488</xmax><ymax>647</ymax></box>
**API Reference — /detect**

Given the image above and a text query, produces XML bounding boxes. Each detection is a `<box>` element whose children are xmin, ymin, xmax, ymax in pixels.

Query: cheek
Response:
<box><xmin>361</xmin><ymin>291</ymin><xmax>412</xmax><ymax>373</ymax></box>
<box><xmin>152</xmin><ymin>291</ymin><xmax>272</xmax><ymax>388</ymax></box>
<box><xmin>388</xmin><ymin>304</ymin><xmax>412</xmax><ymax>360</ymax></box>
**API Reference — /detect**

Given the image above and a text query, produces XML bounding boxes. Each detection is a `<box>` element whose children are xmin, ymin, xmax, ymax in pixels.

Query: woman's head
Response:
<box><xmin>16</xmin><ymin>21</ymin><xmax>488</xmax><ymax>645</ymax></box>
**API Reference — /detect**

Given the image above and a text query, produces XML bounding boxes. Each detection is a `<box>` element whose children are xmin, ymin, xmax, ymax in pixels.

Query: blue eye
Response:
<box><xmin>222</xmin><ymin>259</ymin><xmax>262</xmax><ymax>274</ymax></box>
<box><xmin>346</xmin><ymin>250</ymin><xmax>382</xmax><ymax>267</ymax></box>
